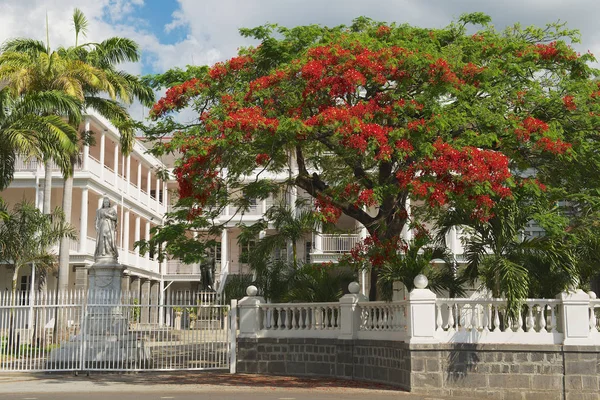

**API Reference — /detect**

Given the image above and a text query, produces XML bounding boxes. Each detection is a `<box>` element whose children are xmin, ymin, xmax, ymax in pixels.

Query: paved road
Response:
<box><xmin>0</xmin><ymin>372</ymin><xmax>459</xmax><ymax>400</ymax></box>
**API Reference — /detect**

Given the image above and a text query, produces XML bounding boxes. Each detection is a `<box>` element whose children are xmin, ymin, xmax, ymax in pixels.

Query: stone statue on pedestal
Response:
<box><xmin>49</xmin><ymin>196</ymin><xmax>149</xmax><ymax>368</ymax></box>
<box><xmin>94</xmin><ymin>197</ymin><xmax>118</xmax><ymax>263</ymax></box>
<box><xmin>200</xmin><ymin>251</ymin><xmax>216</xmax><ymax>291</ymax></box>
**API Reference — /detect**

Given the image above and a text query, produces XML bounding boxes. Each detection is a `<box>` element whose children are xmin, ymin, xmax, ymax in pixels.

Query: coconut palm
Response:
<box><xmin>0</xmin><ymin>9</ymin><xmax>154</xmax><ymax>291</ymax></box>
<box><xmin>0</xmin><ymin>88</ymin><xmax>80</xmax><ymax>189</ymax></box>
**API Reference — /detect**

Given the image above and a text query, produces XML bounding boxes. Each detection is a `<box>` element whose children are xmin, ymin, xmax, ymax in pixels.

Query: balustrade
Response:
<box><xmin>259</xmin><ymin>303</ymin><xmax>340</xmax><ymax>338</ymax></box>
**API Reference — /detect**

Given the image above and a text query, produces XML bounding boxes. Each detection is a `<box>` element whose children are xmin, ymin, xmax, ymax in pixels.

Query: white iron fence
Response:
<box><xmin>0</xmin><ymin>290</ymin><xmax>234</xmax><ymax>373</ymax></box>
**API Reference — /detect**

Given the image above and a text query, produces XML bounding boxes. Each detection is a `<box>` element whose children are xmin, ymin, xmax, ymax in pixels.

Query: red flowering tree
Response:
<box><xmin>144</xmin><ymin>14</ymin><xmax>600</xmax><ymax>299</ymax></box>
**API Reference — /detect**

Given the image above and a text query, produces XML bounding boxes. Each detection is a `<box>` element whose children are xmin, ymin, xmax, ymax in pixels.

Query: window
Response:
<box><xmin>239</xmin><ymin>240</ymin><xmax>256</xmax><ymax>264</ymax></box>
<box><xmin>305</xmin><ymin>241</ymin><xmax>312</xmax><ymax>264</ymax></box>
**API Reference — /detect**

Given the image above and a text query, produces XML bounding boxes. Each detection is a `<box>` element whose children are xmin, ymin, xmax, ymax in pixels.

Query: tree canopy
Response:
<box><xmin>145</xmin><ymin>14</ymin><xmax>600</xmax><ymax>300</ymax></box>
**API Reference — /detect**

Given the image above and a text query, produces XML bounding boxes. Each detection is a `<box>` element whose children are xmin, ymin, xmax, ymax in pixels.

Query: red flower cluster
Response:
<box><xmin>563</xmin><ymin>95</ymin><xmax>576</xmax><ymax>111</ymax></box>
<box><xmin>534</xmin><ymin>42</ymin><xmax>560</xmax><ymax>60</ymax></box>
<box><xmin>356</xmin><ymin>189</ymin><xmax>377</xmax><ymax>207</ymax></box>
<box><xmin>428</xmin><ymin>58</ymin><xmax>463</xmax><ymax>87</ymax></box>
<box><xmin>255</xmin><ymin>153</ymin><xmax>270</xmax><ymax>165</ymax></box>
<box><xmin>376</xmin><ymin>25</ymin><xmax>391</xmax><ymax>37</ymax></box>
<box><xmin>151</xmin><ymin>78</ymin><xmax>204</xmax><ymax>118</ymax></box>
<box><xmin>314</xmin><ymin>195</ymin><xmax>342</xmax><ymax>223</ymax></box>
<box><xmin>222</xmin><ymin>107</ymin><xmax>279</xmax><ymax>139</ymax></box>
<box><xmin>515</xmin><ymin>116</ymin><xmax>549</xmax><ymax>141</ymax></box>
<box><xmin>535</xmin><ymin>137</ymin><xmax>572</xmax><ymax>154</ymax></box>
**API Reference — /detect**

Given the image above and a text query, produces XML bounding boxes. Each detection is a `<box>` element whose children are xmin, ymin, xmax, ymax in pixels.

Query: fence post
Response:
<box><xmin>407</xmin><ymin>274</ymin><xmax>439</xmax><ymax>344</ymax></box>
<box><xmin>339</xmin><ymin>282</ymin><xmax>367</xmax><ymax>340</ymax></box>
<box><xmin>229</xmin><ymin>299</ymin><xmax>238</xmax><ymax>374</ymax></box>
<box><xmin>237</xmin><ymin>286</ymin><xmax>264</xmax><ymax>338</ymax></box>
<box><xmin>559</xmin><ymin>284</ymin><xmax>592</xmax><ymax>345</ymax></box>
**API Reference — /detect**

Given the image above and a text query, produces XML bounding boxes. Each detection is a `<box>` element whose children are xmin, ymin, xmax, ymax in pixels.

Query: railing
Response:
<box><xmin>590</xmin><ymin>299</ymin><xmax>600</xmax><ymax>333</ymax></box>
<box><xmin>435</xmin><ymin>298</ymin><xmax>563</xmax><ymax>344</ymax></box>
<box><xmin>258</xmin><ymin>302</ymin><xmax>340</xmax><ymax>338</ymax></box>
<box><xmin>239</xmin><ymin>278</ymin><xmax>600</xmax><ymax>346</ymax></box>
<box><xmin>14</xmin><ymin>157</ymin><xmax>38</xmax><ymax>171</ymax></box>
<box><xmin>0</xmin><ymin>289</ymin><xmax>231</xmax><ymax>373</ymax></box>
<box><xmin>358</xmin><ymin>301</ymin><xmax>408</xmax><ymax>341</ymax></box>
<box><xmin>165</xmin><ymin>260</ymin><xmax>201</xmax><ymax>275</ymax></box>
<box><xmin>320</xmin><ymin>234</ymin><xmax>360</xmax><ymax>253</ymax></box>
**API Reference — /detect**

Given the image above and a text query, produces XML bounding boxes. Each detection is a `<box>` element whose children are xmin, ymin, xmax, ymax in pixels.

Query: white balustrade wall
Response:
<box><xmin>237</xmin><ymin>278</ymin><xmax>600</xmax><ymax>346</ymax></box>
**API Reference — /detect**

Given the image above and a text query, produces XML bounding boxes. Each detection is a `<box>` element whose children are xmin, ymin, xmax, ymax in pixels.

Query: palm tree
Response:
<box><xmin>0</xmin><ymin>200</ymin><xmax>75</xmax><ymax>302</ymax></box>
<box><xmin>0</xmin><ymin>88</ymin><xmax>81</xmax><ymax>190</ymax></box>
<box><xmin>0</xmin><ymin>9</ymin><xmax>154</xmax><ymax>291</ymax></box>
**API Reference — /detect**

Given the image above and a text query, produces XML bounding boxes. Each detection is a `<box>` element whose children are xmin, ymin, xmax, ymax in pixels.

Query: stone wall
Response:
<box><xmin>237</xmin><ymin>338</ymin><xmax>600</xmax><ymax>400</ymax></box>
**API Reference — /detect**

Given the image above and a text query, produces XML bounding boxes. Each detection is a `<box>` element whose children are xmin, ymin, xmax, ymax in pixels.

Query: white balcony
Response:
<box><xmin>320</xmin><ymin>234</ymin><xmax>360</xmax><ymax>253</ymax></box>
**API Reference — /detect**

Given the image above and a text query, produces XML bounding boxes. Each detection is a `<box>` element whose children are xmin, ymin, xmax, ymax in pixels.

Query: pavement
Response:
<box><xmin>0</xmin><ymin>371</ymin><xmax>467</xmax><ymax>400</ymax></box>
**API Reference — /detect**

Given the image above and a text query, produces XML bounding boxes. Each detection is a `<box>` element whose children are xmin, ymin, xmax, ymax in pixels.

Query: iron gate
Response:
<box><xmin>0</xmin><ymin>290</ymin><xmax>236</xmax><ymax>372</ymax></box>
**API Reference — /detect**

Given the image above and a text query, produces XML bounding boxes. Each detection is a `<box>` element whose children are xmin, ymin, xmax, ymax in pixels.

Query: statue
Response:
<box><xmin>200</xmin><ymin>251</ymin><xmax>216</xmax><ymax>291</ymax></box>
<box><xmin>94</xmin><ymin>196</ymin><xmax>118</xmax><ymax>263</ymax></box>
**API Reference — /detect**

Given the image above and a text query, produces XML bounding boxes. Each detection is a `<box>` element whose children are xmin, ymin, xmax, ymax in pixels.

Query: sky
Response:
<box><xmin>1</xmin><ymin>0</ymin><xmax>600</xmax><ymax>120</ymax></box>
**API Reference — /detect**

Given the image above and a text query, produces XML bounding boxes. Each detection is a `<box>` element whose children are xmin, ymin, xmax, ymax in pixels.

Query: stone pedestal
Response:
<box><xmin>48</xmin><ymin>261</ymin><xmax>151</xmax><ymax>368</ymax></box>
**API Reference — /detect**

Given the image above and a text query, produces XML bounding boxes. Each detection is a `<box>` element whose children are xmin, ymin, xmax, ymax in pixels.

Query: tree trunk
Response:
<box><xmin>292</xmin><ymin>241</ymin><xmax>297</xmax><ymax>269</ymax></box>
<box><xmin>57</xmin><ymin>175</ymin><xmax>73</xmax><ymax>293</ymax></box>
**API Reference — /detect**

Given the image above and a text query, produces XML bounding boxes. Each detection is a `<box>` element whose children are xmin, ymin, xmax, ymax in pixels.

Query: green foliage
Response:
<box><xmin>145</xmin><ymin>14</ymin><xmax>600</xmax><ymax>302</ymax></box>
<box><xmin>0</xmin><ymin>201</ymin><xmax>76</xmax><ymax>297</ymax></box>
<box><xmin>223</xmin><ymin>274</ymin><xmax>254</xmax><ymax>301</ymax></box>
<box><xmin>284</xmin><ymin>263</ymin><xmax>355</xmax><ymax>303</ymax></box>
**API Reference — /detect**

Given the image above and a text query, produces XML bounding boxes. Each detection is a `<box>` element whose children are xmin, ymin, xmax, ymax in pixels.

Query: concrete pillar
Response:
<box><xmin>134</xmin><ymin>216</ymin><xmax>141</xmax><ymax>255</ymax></box>
<box><xmin>145</xmin><ymin>221</ymin><xmax>151</xmax><ymax>260</ymax></box>
<box><xmin>559</xmin><ymin>287</ymin><xmax>593</xmax><ymax>345</ymax></box>
<box><xmin>74</xmin><ymin>265</ymin><xmax>88</xmax><ymax>291</ymax></box>
<box><xmin>126</xmin><ymin>155</ymin><xmax>131</xmax><ymax>194</ymax></box>
<box><xmin>220</xmin><ymin>229</ymin><xmax>228</xmax><ymax>278</ymax></box>
<box><xmin>402</xmin><ymin>198</ymin><xmax>412</xmax><ymax>242</ymax></box>
<box><xmin>99</xmin><ymin>131</ymin><xmax>105</xmax><ymax>179</ymax></box>
<box><xmin>137</xmin><ymin>163</ymin><xmax>142</xmax><ymax>200</ymax></box>
<box><xmin>237</xmin><ymin>286</ymin><xmax>264</xmax><ymax>338</ymax></box>
<box><xmin>140</xmin><ymin>279</ymin><xmax>151</xmax><ymax>324</ymax></box>
<box><xmin>79</xmin><ymin>188</ymin><xmax>89</xmax><ymax>253</ymax></box>
<box><xmin>339</xmin><ymin>282</ymin><xmax>367</xmax><ymax>339</ymax></box>
<box><xmin>150</xmin><ymin>280</ymin><xmax>160</xmax><ymax>324</ymax></box>
<box><xmin>130</xmin><ymin>276</ymin><xmax>141</xmax><ymax>299</ymax></box>
<box><xmin>123</xmin><ymin>210</ymin><xmax>130</xmax><ymax>254</ymax></box>
<box><xmin>82</xmin><ymin>119</ymin><xmax>90</xmax><ymax>171</ymax></box>
<box><xmin>147</xmin><ymin>170</ymin><xmax>152</xmax><ymax>205</ymax></box>
<box><xmin>113</xmin><ymin>143</ymin><xmax>119</xmax><ymax>185</ymax></box>
<box><xmin>163</xmin><ymin>182</ymin><xmax>168</xmax><ymax>209</ymax></box>
<box><xmin>407</xmin><ymin>275</ymin><xmax>438</xmax><ymax>344</ymax></box>
<box><xmin>156</xmin><ymin>177</ymin><xmax>161</xmax><ymax>210</ymax></box>
<box><xmin>121</xmin><ymin>272</ymin><xmax>131</xmax><ymax>296</ymax></box>
<box><xmin>314</xmin><ymin>223</ymin><xmax>323</xmax><ymax>253</ymax></box>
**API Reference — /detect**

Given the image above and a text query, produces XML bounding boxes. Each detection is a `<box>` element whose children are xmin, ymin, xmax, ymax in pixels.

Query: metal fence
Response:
<box><xmin>0</xmin><ymin>290</ymin><xmax>234</xmax><ymax>373</ymax></box>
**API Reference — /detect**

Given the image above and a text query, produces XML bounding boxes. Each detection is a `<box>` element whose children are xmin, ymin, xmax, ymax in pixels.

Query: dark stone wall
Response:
<box><xmin>237</xmin><ymin>338</ymin><xmax>600</xmax><ymax>400</ymax></box>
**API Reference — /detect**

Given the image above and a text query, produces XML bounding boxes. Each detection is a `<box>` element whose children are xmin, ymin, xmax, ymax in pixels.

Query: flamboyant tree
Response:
<box><xmin>145</xmin><ymin>14</ymin><xmax>600</xmax><ymax>299</ymax></box>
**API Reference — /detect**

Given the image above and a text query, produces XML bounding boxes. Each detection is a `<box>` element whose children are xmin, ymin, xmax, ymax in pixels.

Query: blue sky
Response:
<box><xmin>1</xmin><ymin>0</ymin><xmax>600</xmax><ymax>78</ymax></box>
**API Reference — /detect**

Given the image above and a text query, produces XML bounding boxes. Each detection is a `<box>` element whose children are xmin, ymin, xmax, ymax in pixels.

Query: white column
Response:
<box><xmin>99</xmin><ymin>131</ymin><xmax>106</xmax><ymax>179</ymax></box>
<box><xmin>134</xmin><ymin>216</ymin><xmax>141</xmax><ymax>255</ymax></box>
<box><xmin>407</xmin><ymin>275</ymin><xmax>438</xmax><ymax>344</ymax></box>
<box><xmin>314</xmin><ymin>223</ymin><xmax>323</xmax><ymax>253</ymax></box>
<box><xmin>82</xmin><ymin>120</ymin><xmax>90</xmax><ymax>171</ymax></box>
<box><xmin>401</xmin><ymin>198</ymin><xmax>413</xmax><ymax>242</ymax></box>
<box><xmin>137</xmin><ymin>163</ymin><xmax>142</xmax><ymax>200</ymax></box>
<box><xmin>145</xmin><ymin>221</ymin><xmax>151</xmax><ymax>260</ymax></box>
<box><xmin>155</xmin><ymin>177</ymin><xmax>161</xmax><ymax>210</ymax></box>
<box><xmin>163</xmin><ymin>182</ymin><xmax>168</xmax><ymax>210</ymax></box>
<box><xmin>123</xmin><ymin>210</ymin><xmax>130</xmax><ymax>254</ymax></box>
<box><xmin>79</xmin><ymin>188</ymin><xmax>88</xmax><ymax>253</ymax></box>
<box><xmin>221</xmin><ymin>229</ymin><xmax>228</xmax><ymax>275</ymax></box>
<box><xmin>559</xmin><ymin>287</ymin><xmax>593</xmax><ymax>345</ymax></box>
<box><xmin>126</xmin><ymin>155</ymin><xmax>131</xmax><ymax>194</ymax></box>
<box><xmin>338</xmin><ymin>282</ymin><xmax>366</xmax><ymax>340</ymax></box>
<box><xmin>147</xmin><ymin>170</ymin><xmax>152</xmax><ymax>205</ymax></box>
<box><xmin>237</xmin><ymin>286</ymin><xmax>264</xmax><ymax>338</ymax></box>
<box><xmin>358</xmin><ymin>224</ymin><xmax>368</xmax><ymax>296</ymax></box>
<box><xmin>114</xmin><ymin>143</ymin><xmax>119</xmax><ymax>186</ymax></box>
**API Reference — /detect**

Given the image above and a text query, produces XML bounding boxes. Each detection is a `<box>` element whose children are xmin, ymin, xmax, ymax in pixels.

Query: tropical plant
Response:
<box><xmin>144</xmin><ymin>14</ymin><xmax>600</xmax><ymax>300</ymax></box>
<box><xmin>0</xmin><ymin>8</ymin><xmax>154</xmax><ymax>291</ymax></box>
<box><xmin>284</xmin><ymin>263</ymin><xmax>355</xmax><ymax>303</ymax></box>
<box><xmin>0</xmin><ymin>201</ymin><xmax>75</xmax><ymax>302</ymax></box>
<box><xmin>0</xmin><ymin>88</ymin><xmax>80</xmax><ymax>190</ymax></box>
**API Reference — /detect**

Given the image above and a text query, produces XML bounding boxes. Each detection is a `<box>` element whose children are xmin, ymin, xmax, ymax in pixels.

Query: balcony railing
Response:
<box><xmin>320</xmin><ymin>234</ymin><xmax>360</xmax><ymax>253</ymax></box>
